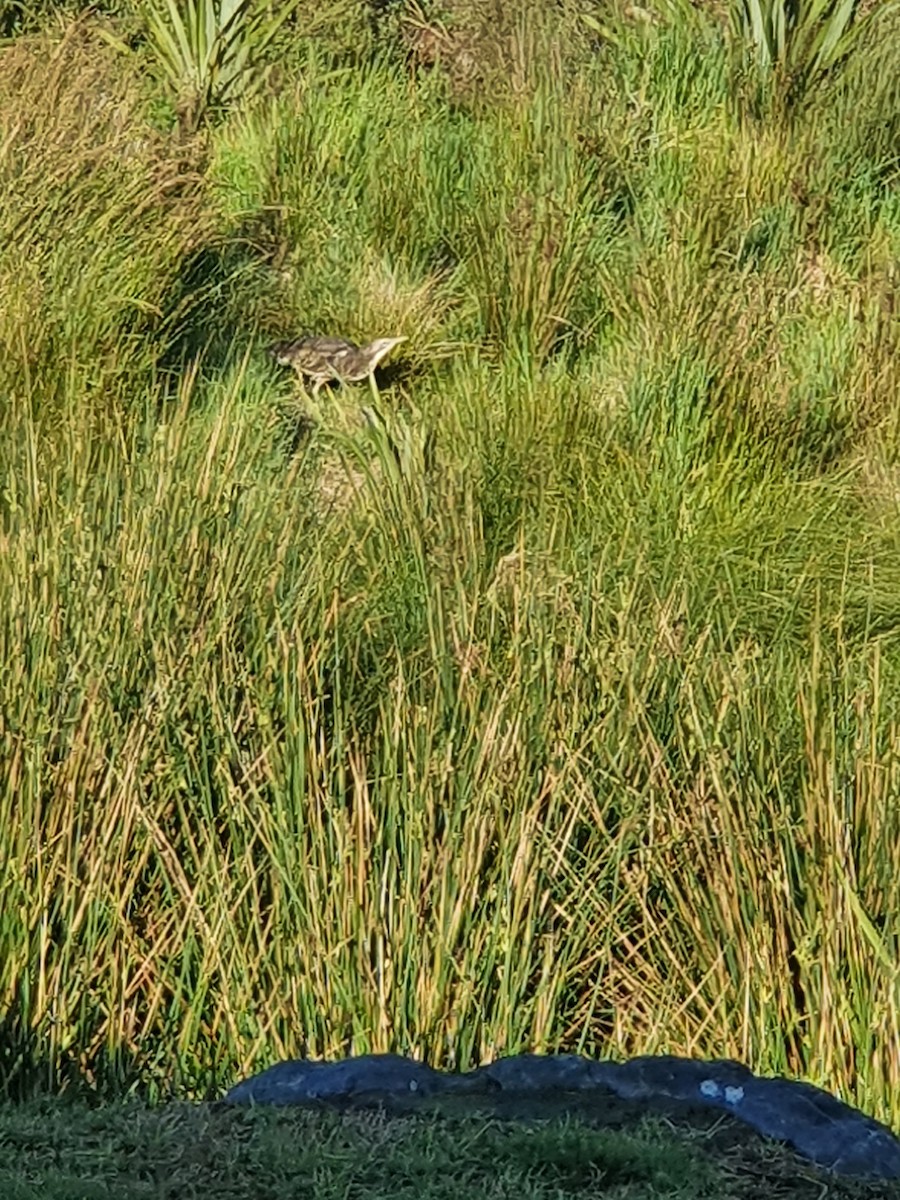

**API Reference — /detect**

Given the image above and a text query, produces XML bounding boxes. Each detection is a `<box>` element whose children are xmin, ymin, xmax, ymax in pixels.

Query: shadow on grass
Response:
<box><xmin>0</xmin><ymin>1004</ymin><xmax>46</xmax><ymax>1102</ymax></box>
<box><xmin>154</xmin><ymin>239</ymin><xmax>272</xmax><ymax>385</ymax></box>
<box><xmin>0</xmin><ymin>1000</ymin><xmax>207</xmax><ymax>1105</ymax></box>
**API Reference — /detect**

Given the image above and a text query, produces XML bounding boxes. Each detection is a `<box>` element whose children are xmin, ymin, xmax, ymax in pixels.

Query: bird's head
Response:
<box><xmin>365</xmin><ymin>336</ymin><xmax>407</xmax><ymax>369</ymax></box>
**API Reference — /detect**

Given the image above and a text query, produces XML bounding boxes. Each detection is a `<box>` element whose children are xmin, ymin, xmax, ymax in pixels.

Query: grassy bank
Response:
<box><xmin>1</xmin><ymin>1095</ymin><xmax>895</xmax><ymax>1200</ymax></box>
<box><xmin>1</xmin><ymin>0</ymin><xmax>900</xmax><ymax>1129</ymax></box>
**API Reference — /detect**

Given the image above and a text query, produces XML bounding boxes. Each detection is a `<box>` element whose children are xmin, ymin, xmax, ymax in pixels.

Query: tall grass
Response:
<box><xmin>1</xmin><ymin>4</ymin><xmax>900</xmax><ymax>1127</ymax></box>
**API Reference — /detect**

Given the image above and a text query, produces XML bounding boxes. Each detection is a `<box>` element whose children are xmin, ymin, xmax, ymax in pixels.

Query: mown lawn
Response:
<box><xmin>0</xmin><ymin>1096</ymin><xmax>893</xmax><ymax>1200</ymax></box>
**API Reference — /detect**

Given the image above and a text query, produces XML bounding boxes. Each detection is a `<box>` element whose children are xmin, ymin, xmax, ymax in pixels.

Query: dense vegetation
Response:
<box><xmin>1</xmin><ymin>0</ymin><xmax>900</xmax><ymax>1137</ymax></box>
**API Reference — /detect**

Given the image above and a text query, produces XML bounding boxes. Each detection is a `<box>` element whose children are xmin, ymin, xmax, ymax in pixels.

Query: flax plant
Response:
<box><xmin>731</xmin><ymin>0</ymin><xmax>900</xmax><ymax>102</ymax></box>
<box><xmin>144</xmin><ymin>0</ymin><xmax>301</xmax><ymax>131</ymax></box>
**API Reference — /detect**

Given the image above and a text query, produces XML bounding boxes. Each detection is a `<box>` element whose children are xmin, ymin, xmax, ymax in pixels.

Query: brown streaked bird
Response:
<box><xmin>268</xmin><ymin>334</ymin><xmax>407</xmax><ymax>397</ymax></box>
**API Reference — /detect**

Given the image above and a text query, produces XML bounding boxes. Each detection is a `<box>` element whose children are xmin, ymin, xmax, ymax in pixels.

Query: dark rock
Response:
<box><xmin>221</xmin><ymin>1051</ymin><xmax>900</xmax><ymax>1180</ymax></box>
<box><xmin>474</xmin><ymin>1053</ymin><xmax>598</xmax><ymax>1091</ymax></box>
<box><xmin>704</xmin><ymin>1075</ymin><xmax>900</xmax><ymax>1181</ymax></box>
<box><xmin>591</xmin><ymin>1055</ymin><xmax>755</xmax><ymax>1101</ymax></box>
<box><xmin>223</xmin><ymin>1053</ymin><xmax>444</xmax><ymax>1105</ymax></box>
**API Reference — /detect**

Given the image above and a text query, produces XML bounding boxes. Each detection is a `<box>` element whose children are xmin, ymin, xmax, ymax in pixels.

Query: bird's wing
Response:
<box><xmin>300</xmin><ymin>335</ymin><xmax>360</xmax><ymax>354</ymax></box>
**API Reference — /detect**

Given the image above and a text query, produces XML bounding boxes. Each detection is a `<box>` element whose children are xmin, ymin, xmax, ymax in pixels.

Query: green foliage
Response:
<box><xmin>0</xmin><ymin>25</ymin><xmax>214</xmax><ymax>414</ymax></box>
<box><xmin>0</xmin><ymin>0</ymin><xmax>41</xmax><ymax>36</ymax></box>
<box><xmin>143</xmin><ymin>0</ymin><xmax>300</xmax><ymax>131</ymax></box>
<box><xmin>0</xmin><ymin>0</ymin><xmax>132</xmax><ymax>37</ymax></box>
<box><xmin>3</xmin><ymin>0</ymin><xmax>900</xmax><ymax>1139</ymax></box>
<box><xmin>730</xmin><ymin>0</ymin><xmax>900</xmax><ymax>103</ymax></box>
<box><xmin>636</xmin><ymin>0</ymin><xmax>899</xmax><ymax>111</ymax></box>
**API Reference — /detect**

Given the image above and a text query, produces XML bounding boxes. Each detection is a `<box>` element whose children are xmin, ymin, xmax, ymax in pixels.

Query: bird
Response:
<box><xmin>268</xmin><ymin>334</ymin><xmax>407</xmax><ymax>397</ymax></box>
